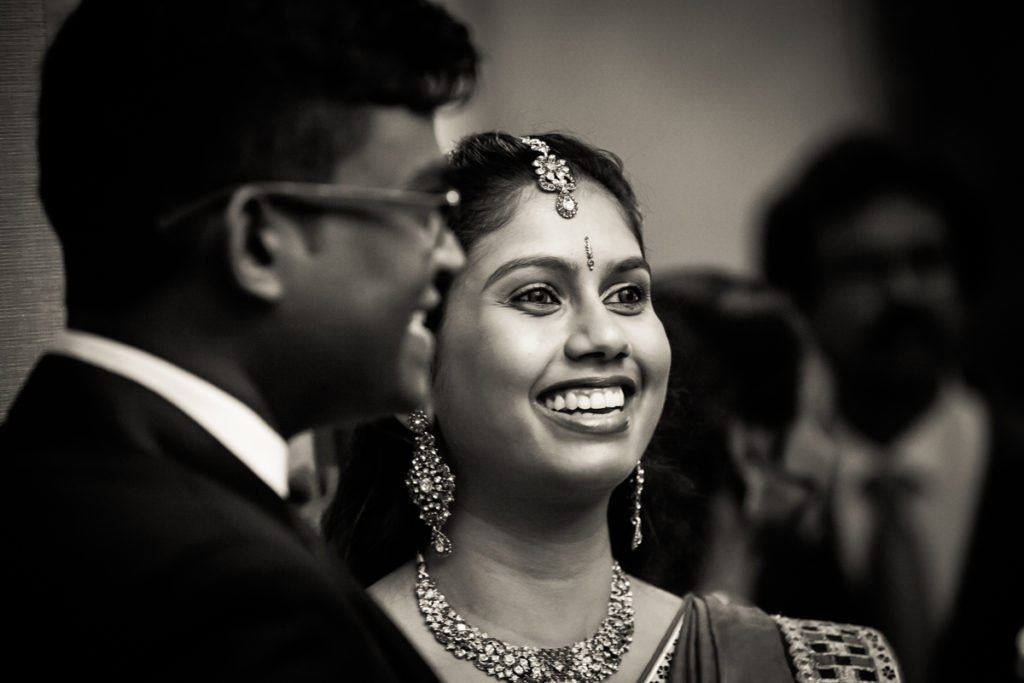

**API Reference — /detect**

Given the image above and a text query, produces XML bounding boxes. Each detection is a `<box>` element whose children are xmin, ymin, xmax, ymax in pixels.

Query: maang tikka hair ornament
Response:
<box><xmin>521</xmin><ymin>136</ymin><xmax>579</xmax><ymax>219</ymax></box>
<box><xmin>406</xmin><ymin>410</ymin><xmax>456</xmax><ymax>555</ymax></box>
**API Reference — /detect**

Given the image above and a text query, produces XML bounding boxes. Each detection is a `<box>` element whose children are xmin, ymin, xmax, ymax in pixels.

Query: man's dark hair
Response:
<box><xmin>38</xmin><ymin>0</ymin><xmax>477</xmax><ymax>309</ymax></box>
<box><xmin>759</xmin><ymin>133</ymin><xmax>984</xmax><ymax>311</ymax></box>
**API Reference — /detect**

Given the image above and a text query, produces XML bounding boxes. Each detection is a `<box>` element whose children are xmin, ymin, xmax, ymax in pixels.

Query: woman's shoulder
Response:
<box><xmin>693</xmin><ymin>593</ymin><xmax>901</xmax><ymax>683</ymax></box>
<box><xmin>367</xmin><ymin>559</ymin><xmax>419</xmax><ymax>620</ymax></box>
<box><xmin>632</xmin><ymin>575</ymin><xmax>686</xmax><ymax>622</ymax></box>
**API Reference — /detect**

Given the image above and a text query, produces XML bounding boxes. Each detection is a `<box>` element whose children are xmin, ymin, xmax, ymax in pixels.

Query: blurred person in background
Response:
<box><xmin>0</xmin><ymin>0</ymin><xmax>475</xmax><ymax>678</ymax></box>
<box><xmin>645</xmin><ymin>269</ymin><xmax>835</xmax><ymax>603</ymax></box>
<box><xmin>758</xmin><ymin>132</ymin><xmax>1024</xmax><ymax>683</ymax></box>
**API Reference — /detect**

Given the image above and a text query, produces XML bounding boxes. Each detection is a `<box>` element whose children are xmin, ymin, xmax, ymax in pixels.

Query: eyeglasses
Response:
<box><xmin>157</xmin><ymin>181</ymin><xmax>460</xmax><ymax>243</ymax></box>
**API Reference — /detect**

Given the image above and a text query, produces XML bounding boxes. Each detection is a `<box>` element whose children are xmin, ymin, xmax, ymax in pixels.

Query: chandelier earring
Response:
<box><xmin>405</xmin><ymin>410</ymin><xmax>456</xmax><ymax>556</ymax></box>
<box><xmin>630</xmin><ymin>461</ymin><xmax>645</xmax><ymax>550</ymax></box>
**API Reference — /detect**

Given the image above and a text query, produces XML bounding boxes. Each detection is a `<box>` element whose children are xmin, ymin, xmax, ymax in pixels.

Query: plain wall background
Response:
<box><xmin>435</xmin><ymin>0</ymin><xmax>885</xmax><ymax>271</ymax></box>
<box><xmin>0</xmin><ymin>0</ymin><xmax>887</xmax><ymax>417</ymax></box>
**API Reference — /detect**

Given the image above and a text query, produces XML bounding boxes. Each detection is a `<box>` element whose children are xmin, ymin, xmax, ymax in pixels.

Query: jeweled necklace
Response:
<box><xmin>415</xmin><ymin>555</ymin><xmax>634</xmax><ymax>683</ymax></box>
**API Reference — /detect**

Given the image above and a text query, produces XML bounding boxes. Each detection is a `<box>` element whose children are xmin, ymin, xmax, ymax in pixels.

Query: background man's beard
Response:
<box><xmin>846</xmin><ymin>303</ymin><xmax>958</xmax><ymax>391</ymax></box>
<box><xmin>830</xmin><ymin>304</ymin><xmax>961</xmax><ymax>441</ymax></box>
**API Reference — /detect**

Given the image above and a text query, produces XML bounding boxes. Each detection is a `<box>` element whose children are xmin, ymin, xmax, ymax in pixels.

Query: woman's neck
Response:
<box><xmin>424</xmin><ymin>493</ymin><xmax>616</xmax><ymax>648</ymax></box>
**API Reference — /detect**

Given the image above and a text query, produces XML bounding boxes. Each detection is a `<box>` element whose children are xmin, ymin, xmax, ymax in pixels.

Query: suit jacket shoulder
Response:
<box><xmin>0</xmin><ymin>355</ymin><xmax>438</xmax><ymax>682</ymax></box>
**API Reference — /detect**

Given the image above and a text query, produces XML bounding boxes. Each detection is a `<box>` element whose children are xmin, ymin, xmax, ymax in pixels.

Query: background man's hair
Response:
<box><xmin>38</xmin><ymin>0</ymin><xmax>477</xmax><ymax>308</ymax></box>
<box><xmin>759</xmin><ymin>133</ymin><xmax>985</xmax><ymax>311</ymax></box>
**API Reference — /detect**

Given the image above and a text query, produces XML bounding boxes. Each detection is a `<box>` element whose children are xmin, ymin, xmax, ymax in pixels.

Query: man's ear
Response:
<box><xmin>223</xmin><ymin>186</ymin><xmax>286</xmax><ymax>301</ymax></box>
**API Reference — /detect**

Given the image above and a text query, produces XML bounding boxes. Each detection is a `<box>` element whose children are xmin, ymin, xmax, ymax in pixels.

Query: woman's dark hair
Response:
<box><xmin>640</xmin><ymin>269</ymin><xmax>807</xmax><ymax>593</ymax></box>
<box><xmin>444</xmin><ymin>132</ymin><xmax>644</xmax><ymax>254</ymax></box>
<box><xmin>323</xmin><ymin>131</ymin><xmax>693</xmax><ymax>588</ymax></box>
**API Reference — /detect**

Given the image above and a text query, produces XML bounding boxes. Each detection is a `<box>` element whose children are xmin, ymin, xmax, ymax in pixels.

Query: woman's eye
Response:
<box><xmin>605</xmin><ymin>284</ymin><xmax>648</xmax><ymax>312</ymax></box>
<box><xmin>509</xmin><ymin>286</ymin><xmax>560</xmax><ymax>312</ymax></box>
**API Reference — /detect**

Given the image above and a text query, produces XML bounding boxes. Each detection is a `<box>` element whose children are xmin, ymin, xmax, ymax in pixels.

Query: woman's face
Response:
<box><xmin>432</xmin><ymin>182</ymin><xmax>670</xmax><ymax>503</ymax></box>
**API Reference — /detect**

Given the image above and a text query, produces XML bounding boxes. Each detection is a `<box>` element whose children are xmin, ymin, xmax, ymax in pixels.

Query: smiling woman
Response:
<box><xmin>323</xmin><ymin>132</ymin><xmax>901</xmax><ymax>683</ymax></box>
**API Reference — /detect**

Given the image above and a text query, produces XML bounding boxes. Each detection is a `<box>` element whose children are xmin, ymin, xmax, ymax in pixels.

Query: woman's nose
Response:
<box><xmin>564</xmin><ymin>305</ymin><xmax>631</xmax><ymax>362</ymax></box>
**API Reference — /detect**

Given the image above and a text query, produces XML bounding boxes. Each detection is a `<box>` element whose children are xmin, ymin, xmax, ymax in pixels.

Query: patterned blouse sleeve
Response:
<box><xmin>772</xmin><ymin>615</ymin><xmax>901</xmax><ymax>683</ymax></box>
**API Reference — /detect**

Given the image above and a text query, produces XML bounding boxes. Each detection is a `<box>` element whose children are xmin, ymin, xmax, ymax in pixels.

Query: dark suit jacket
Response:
<box><xmin>755</xmin><ymin>401</ymin><xmax>1024</xmax><ymax>683</ymax></box>
<box><xmin>0</xmin><ymin>355</ymin><xmax>438</xmax><ymax>681</ymax></box>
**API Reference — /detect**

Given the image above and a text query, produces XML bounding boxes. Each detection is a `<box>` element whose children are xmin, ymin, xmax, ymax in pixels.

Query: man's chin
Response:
<box><xmin>392</xmin><ymin>363</ymin><xmax>432</xmax><ymax>412</ymax></box>
<box><xmin>843</xmin><ymin>352</ymin><xmax>947</xmax><ymax>398</ymax></box>
<box><xmin>877</xmin><ymin>344</ymin><xmax>949</xmax><ymax>381</ymax></box>
<box><xmin>392</xmin><ymin>321</ymin><xmax>435</xmax><ymax>410</ymax></box>
<box><xmin>330</xmin><ymin>363</ymin><xmax>429</xmax><ymax>424</ymax></box>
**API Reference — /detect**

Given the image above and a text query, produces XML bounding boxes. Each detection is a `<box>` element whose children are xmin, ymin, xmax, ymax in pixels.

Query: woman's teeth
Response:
<box><xmin>543</xmin><ymin>386</ymin><xmax>626</xmax><ymax>413</ymax></box>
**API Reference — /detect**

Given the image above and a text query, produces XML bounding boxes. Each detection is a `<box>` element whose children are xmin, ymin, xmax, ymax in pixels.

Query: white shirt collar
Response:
<box><xmin>832</xmin><ymin>381</ymin><xmax>989</xmax><ymax>628</ymax></box>
<box><xmin>834</xmin><ymin>382</ymin><xmax>986</xmax><ymax>489</ymax></box>
<box><xmin>50</xmin><ymin>329</ymin><xmax>290</xmax><ymax>498</ymax></box>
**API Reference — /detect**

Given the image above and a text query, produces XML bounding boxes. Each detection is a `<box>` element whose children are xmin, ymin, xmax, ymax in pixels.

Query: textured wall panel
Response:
<box><xmin>0</xmin><ymin>0</ymin><xmax>66</xmax><ymax>419</ymax></box>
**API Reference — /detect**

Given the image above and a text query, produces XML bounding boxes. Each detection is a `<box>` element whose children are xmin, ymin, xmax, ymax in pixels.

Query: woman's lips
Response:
<box><xmin>535</xmin><ymin>385</ymin><xmax>633</xmax><ymax>435</ymax></box>
<box><xmin>542</xmin><ymin>385</ymin><xmax>626</xmax><ymax>412</ymax></box>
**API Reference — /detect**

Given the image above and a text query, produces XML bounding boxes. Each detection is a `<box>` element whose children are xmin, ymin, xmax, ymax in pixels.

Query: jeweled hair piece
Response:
<box><xmin>521</xmin><ymin>136</ymin><xmax>579</xmax><ymax>219</ymax></box>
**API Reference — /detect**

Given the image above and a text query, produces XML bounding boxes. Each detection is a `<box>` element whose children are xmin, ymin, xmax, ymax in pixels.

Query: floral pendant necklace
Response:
<box><xmin>414</xmin><ymin>555</ymin><xmax>635</xmax><ymax>683</ymax></box>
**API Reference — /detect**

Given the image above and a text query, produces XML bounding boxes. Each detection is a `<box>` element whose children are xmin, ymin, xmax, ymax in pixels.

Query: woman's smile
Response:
<box><xmin>534</xmin><ymin>376</ymin><xmax>638</xmax><ymax>435</ymax></box>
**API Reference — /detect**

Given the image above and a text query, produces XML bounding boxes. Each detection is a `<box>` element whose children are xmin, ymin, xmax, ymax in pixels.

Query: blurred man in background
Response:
<box><xmin>758</xmin><ymin>133</ymin><xmax>1024</xmax><ymax>683</ymax></box>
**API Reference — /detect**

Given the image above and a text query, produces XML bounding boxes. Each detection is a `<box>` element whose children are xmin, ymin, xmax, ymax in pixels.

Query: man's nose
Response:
<box><xmin>432</xmin><ymin>226</ymin><xmax>466</xmax><ymax>277</ymax></box>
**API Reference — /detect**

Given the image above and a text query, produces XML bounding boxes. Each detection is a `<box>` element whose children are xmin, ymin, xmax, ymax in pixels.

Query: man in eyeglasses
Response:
<box><xmin>0</xmin><ymin>0</ymin><xmax>475</xmax><ymax>679</ymax></box>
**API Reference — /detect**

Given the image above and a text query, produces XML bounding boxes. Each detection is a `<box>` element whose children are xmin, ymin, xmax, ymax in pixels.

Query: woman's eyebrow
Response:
<box><xmin>483</xmin><ymin>256</ymin><xmax>577</xmax><ymax>290</ymax></box>
<box><xmin>483</xmin><ymin>255</ymin><xmax>651</xmax><ymax>290</ymax></box>
<box><xmin>605</xmin><ymin>256</ymin><xmax>652</xmax><ymax>277</ymax></box>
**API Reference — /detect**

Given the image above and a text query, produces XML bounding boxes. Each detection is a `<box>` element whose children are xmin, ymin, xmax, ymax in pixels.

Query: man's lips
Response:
<box><xmin>417</xmin><ymin>286</ymin><xmax>442</xmax><ymax>316</ymax></box>
<box><xmin>410</xmin><ymin>285</ymin><xmax>442</xmax><ymax>340</ymax></box>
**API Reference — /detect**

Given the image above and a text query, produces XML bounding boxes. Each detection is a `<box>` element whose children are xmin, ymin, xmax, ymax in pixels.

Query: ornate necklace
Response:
<box><xmin>414</xmin><ymin>556</ymin><xmax>634</xmax><ymax>683</ymax></box>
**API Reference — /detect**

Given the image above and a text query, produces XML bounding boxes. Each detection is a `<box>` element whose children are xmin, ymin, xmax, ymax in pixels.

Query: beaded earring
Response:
<box><xmin>630</xmin><ymin>461</ymin><xmax>645</xmax><ymax>550</ymax></box>
<box><xmin>405</xmin><ymin>410</ymin><xmax>456</xmax><ymax>555</ymax></box>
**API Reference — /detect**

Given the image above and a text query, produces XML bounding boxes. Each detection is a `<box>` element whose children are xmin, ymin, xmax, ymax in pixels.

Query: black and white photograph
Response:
<box><xmin>1</xmin><ymin>1</ymin><xmax>1021</xmax><ymax>681</ymax></box>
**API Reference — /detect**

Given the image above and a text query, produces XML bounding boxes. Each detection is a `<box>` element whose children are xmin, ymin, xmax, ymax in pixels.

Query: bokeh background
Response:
<box><xmin>1</xmin><ymin>0</ymin><xmax>1018</xmax><ymax>418</ymax></box>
